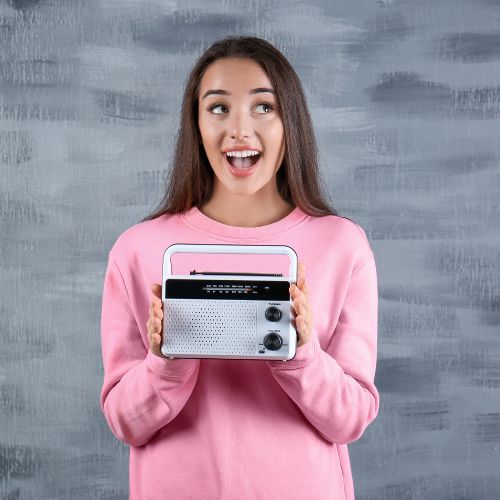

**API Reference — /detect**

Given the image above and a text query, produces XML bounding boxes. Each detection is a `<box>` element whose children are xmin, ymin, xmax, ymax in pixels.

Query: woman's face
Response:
<box><xmin>197</xmin><ymin>57</ymin><xmax>285</xmax><ymax>197</ymax></box>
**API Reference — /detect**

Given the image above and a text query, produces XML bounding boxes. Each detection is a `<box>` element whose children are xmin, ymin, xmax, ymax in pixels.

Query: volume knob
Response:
<box><xmin>265</xmin><ymin>306</ymin><xmax>282</xmax><ymax>322</ymax></box>
<box><xmin>263</xmin><ymin>333</ymin><xmax>283</xmax><ymax>351</ymax></box>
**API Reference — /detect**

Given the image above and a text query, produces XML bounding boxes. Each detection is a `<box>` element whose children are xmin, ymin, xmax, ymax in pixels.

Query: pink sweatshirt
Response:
<box><xmin>100</xmin><ymin>205</ymin><xmax>379</xmax><ymax>500</ymax></box>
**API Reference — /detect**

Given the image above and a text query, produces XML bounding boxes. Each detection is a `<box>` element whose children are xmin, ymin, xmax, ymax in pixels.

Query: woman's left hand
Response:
<box><xmin>289</xmin><ymin>262</ymin><xmax>314</xmax><ymax>348</ymax></box>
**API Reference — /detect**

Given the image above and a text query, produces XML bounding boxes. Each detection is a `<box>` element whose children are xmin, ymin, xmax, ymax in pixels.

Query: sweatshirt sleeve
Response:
<box><xmin>99</xmin><ymin>253</ymin><xmax>201</xmax><ymax>447</ymax></box>
<box><xmin>266</xmin><ymin>245</ymin><xmax>379</xmax><ymax>445</ymax></box>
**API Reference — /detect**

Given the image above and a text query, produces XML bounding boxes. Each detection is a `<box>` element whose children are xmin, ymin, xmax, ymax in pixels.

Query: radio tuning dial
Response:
<box><xmin>263</xmin><ymin>333</ymin><xmax>283</xmax><ymax>351</ymax></box>
<box><xmin>265</xmin><ymin>306</ymin><xmax>282</xmax><ymax>322</ymax></box>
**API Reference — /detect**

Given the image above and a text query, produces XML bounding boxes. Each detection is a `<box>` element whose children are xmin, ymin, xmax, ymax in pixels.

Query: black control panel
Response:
<box><xmin>164</xmin><ymin>279</ymin><xmax>290</xmax><ymax>301</ymax></box>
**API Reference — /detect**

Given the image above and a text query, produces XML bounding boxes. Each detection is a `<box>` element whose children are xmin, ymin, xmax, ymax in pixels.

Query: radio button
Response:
<box><xmin>265</xmin><ymin>306</ymin><xmax>282</xmax><ymax>322</ymax></box>
<box><xmin>263</xmin><ymin>333</ymin><xmax>283</xmax><ymax>351</ymax></box>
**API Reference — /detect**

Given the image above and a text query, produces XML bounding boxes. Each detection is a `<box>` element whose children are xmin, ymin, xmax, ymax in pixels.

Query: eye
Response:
<box><xmin>255</xmin><ymin>102</ymin><xmax>274</xmax><ymax>113</ymax></box>
<box><xmin>208</xmin><ymin>103</ymin><xmax>227</xmax><ymax>114</ymax></box>
<box><xmin>207</xmin><ymin>102</ymin><xmax>275</xmax><ymax>115</ymax></box>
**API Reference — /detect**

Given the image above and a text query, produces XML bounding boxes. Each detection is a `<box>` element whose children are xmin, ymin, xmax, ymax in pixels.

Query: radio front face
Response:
<box><xmin>162</xmin><ymin>279</ymin><xmax>296</xmax><ymax>360</ymax></box>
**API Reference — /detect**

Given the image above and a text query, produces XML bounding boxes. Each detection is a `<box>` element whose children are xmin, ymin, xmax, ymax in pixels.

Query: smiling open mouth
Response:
<box><xmin>226</xmin><ymin>153</ymin><xmax>261</xmax><ymax>169</ymax></box>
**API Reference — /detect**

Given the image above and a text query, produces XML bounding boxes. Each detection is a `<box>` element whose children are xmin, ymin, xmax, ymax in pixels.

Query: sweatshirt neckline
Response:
<box><xmin>181</xmin><ymin>205</ymin><xmax>309</xmax><ymax>241</ymax></box>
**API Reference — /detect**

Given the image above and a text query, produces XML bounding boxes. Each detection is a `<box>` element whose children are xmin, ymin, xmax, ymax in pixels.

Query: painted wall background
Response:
<box><xmin>1</xmin><ymin>0</ymin><xmax>499</xmax><ymax>498</ymax></box>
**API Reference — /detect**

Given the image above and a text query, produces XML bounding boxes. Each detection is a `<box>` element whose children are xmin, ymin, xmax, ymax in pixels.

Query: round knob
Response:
<box><xmin>263</xmin><ymin>333</ymin><xmax>283</xmax><ymax>351</ymax></box>
<box><xmin>265</xmin><ymin>306</ymin><xmax>282</xmax><ymax>322</ymax></box>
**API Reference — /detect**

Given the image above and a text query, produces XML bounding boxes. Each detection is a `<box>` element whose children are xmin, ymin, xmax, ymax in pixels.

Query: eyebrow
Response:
<box><xmin>202</xmin><ymin>87</ymin><xmax>275</xmax><ymax>99</ymax></box>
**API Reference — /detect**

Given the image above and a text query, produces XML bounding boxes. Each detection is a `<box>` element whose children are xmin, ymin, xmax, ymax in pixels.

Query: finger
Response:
<box><xmin>154</xmin><ymin>317</ymin><xmax>162</xmax><ymax>333</ymax></box>
<box><xmin>150</xmin><ymin>330</ymin><xmax>158</xmax><ymax>344</ymax></box>
<box><xmin>154</xmin><ymin>306</ymin><xmax>163</xmax><ymax>320</ymax></box>
<box><xmin>292</xmin><ymin>268</ymin><xmax>305</xmax><ymax>293</ymax></box>
<box><xmin>296</xmin><ymin>296</ymin><xmax>310</xmax><ymax>320</ymax></box>
<box><xmin>298</xmin><ymin>262</ymin><xmax>306</xmax><ymax>288</ymax></box>
<box><xmin>151</xmin><ymin>283</ymin><xmax>162</xmax><ymax>300</ymax></box>
<box><xmin>151</xmin><ymin>294</ymin><xmax>162</xmax><ymax>311</ymax></box>
<box><xmin>294</xmin><ymin>295</ymin><xmax>302</xmax><ymax>313</ymax></box>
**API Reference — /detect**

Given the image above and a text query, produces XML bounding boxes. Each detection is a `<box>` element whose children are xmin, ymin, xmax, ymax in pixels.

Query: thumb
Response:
<box><xmin>151</xmin><ymin>283</ymin><xmax>162</xmax><ymax>298</ymax></box>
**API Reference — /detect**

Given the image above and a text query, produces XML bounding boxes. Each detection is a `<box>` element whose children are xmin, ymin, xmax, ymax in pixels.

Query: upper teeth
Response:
<box><xmin>226</xmin><ymin>150</ymin><xmax>260</xmax><ymax>158</ymax></box>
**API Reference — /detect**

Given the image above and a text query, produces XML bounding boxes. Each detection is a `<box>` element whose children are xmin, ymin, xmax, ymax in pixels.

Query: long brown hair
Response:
<box><xmin>140</xmin><ymin>35</ymin><xmax>337</xmax><ymax>222</ymax></box>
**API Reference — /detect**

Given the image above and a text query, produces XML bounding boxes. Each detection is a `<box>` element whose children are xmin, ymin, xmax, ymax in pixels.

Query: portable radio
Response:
<box><xmin>161</xmin><ymin>243</ymin><xmax>298</xmax><ymax>361</ymax></box>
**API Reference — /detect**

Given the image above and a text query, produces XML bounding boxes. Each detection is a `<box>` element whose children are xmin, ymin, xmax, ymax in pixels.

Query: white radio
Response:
<box><xmin>161</xmin><ymin>243</ymin><xmax>298</xmax><ymax>361</ymax></box>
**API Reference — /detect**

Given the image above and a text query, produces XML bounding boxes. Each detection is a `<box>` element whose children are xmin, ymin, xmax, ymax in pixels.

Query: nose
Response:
<box><xmin>228</xmin><ymin>107</ymin><xmax>252</xmax><ymax>139</ymax></box>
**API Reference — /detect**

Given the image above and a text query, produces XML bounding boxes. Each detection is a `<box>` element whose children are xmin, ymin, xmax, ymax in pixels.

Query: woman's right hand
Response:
<box><xmin>147</xmin><ymin>283</ymin><xmax>165</xmax><ymax>358</ymax></box>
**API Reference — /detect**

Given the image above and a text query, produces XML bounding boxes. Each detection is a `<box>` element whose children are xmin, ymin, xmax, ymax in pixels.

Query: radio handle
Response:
<box><xmin>163</xmin><ymin>243</ymin><xmax>297</xmax><ymax>282</ymax></box>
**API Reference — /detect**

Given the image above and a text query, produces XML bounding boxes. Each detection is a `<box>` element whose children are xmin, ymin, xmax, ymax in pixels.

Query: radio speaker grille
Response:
<box><xmin>163</xmin><ymin>299</ymin><xmax>257</xmax><ymax>355</ymax></box>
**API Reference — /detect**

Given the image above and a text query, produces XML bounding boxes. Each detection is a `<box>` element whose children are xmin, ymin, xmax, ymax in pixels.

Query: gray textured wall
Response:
<box><xmin>1</xmin><ymin>0</ymin><xmax>499</xmax><ymax>498</ymax></box>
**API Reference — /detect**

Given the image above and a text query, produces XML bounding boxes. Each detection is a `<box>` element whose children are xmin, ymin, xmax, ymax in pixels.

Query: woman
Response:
<box><xmin>100</xmin><ymin>35</ymin><xmax>379</xmax><ymax>500</ymax></box>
